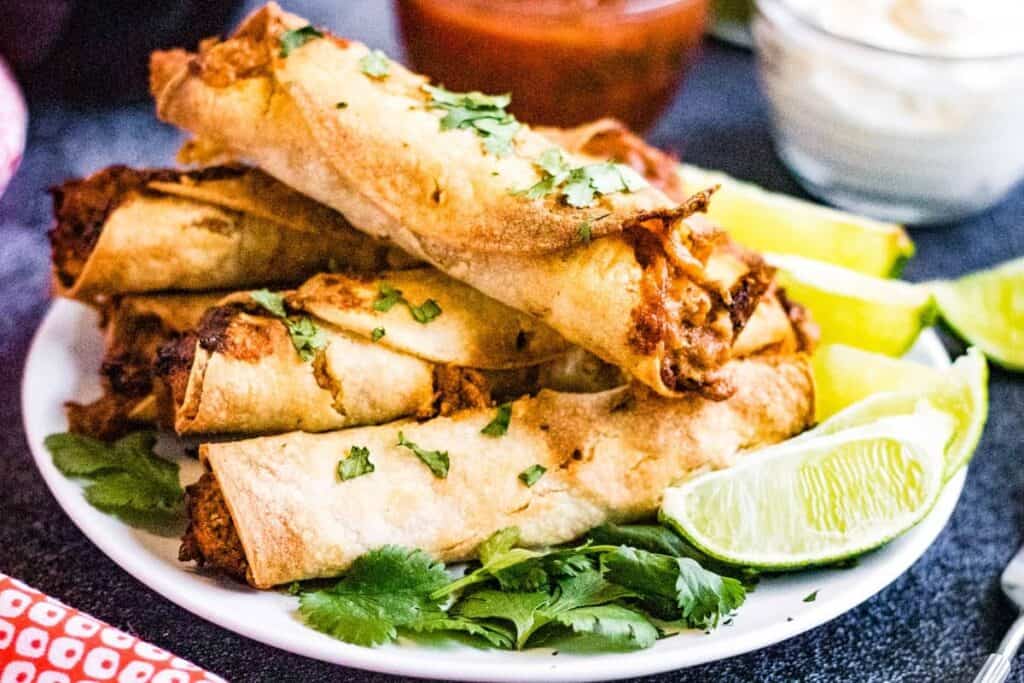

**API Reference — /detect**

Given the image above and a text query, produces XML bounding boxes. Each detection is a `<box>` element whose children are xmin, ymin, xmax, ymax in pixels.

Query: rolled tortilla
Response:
<box><xmin>157</xmin><ymin>269</ymin><xmax>621</xmax><ymax>435</ymax></box>
<box><xmin>49</xmin><ymin>164</ymin><xmax>408</xmax><ymax>301</ymax></box>
<box><xmin>65</xmin><ymin>292</ymin><xmax>223</xmax><ymax>440</ymax></box>
<box><xmin>149</xmin><ymin>4</ymin><xmax>776</xmax><ymax>398</ymax></box>
<box><xmin>186</xmin><ymin>354</ymin><xmax>814</xmax><ymax>588</ymax></box>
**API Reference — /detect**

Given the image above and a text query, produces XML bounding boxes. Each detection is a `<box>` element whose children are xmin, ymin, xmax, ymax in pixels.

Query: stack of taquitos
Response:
<box><xmin>151</xmin><ymin>3</ymin><xmax>779</xmax><ymax>399</ymax></box>
<box><xmin>49</xmin><ymin>2</ymin><xmax>823</xmax><ymax>590</ymax></box>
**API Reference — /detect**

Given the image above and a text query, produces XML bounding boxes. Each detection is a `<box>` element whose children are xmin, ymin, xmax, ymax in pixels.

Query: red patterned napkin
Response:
<box><xmin>0</xmin><ymin>573</ymin><xmax>226</xmax><ymax>682</ymax></box>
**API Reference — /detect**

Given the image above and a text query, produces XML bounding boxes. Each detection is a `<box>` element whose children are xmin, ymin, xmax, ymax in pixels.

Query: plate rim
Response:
<box><xmin>21</xmin><ymin>299</ymin><xmax>964</xmax><ymax>682</ymax></box>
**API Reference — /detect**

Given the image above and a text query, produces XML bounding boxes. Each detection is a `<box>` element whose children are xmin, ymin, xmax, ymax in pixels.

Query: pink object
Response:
<box><xmin>0</xmin><ymin>573</ymin><xmax>226</xmax><ymax>682</ymax></box>
<box><xmin>0</xmin><ymin>55</ymin><xmax>26</xmax><ymax>198</ymax></box>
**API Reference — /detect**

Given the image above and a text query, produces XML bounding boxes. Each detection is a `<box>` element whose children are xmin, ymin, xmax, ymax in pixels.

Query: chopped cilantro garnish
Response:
<box><xmin>577</xmin><ymin>221</ymin><xmax>592</xmax><ymax>243</ymax></box>
<box><xmin>45</xmin><ymin>431</ymin><xmax>183</xmax><ymax>523</ymax></box>
<box><xmin>423</xmin><ymin>84</ymin><xmax>520</xmax><ymax>158</ymax></box>
<box><xmin>409</xmin><ymin>298</ymin><xmax>442</xmax><ymax>324</ymax></box>
<box><xmin>481</xmin><ymin>403</ymin><xmax>512</xmax><ymax>437</ymax></box>
<box><xmin>338</xmin><ymin>445</ymin><xmax>375</xmax><ymax>481</ymax></box>
<box><xmin>250</xmin><ymin>290</ymin><xmax>326</xmax><ymax>361</ymax></box>
<box><xmin>250</xmin><ymin>288</ymin><xmax>288</xmax><ymax>318</ymax></box>
<box><xmin>517</xmin><ymin>148</ymin><xmax>649</xmax><ymax>208</ymax></box>
<box><xmin>373</xmin><ymin>283</ymin><xmax>443</xmax><ymax>324</ymax></box>
<box><xmin>518</xmin><ymin>464</ymin><xmax>546</xmax><ymax>487</ymax></box>
<box><xmin>803</xmin><ymin>590</ymin><xmax>818</xmax><ymax>603</ymax></box>
<box><xmin>279</xmin><ymin>25</ymin><xmax>323</xmax><ymax>57</ymax></box>
<box><xmin>397</xmin><ymin>431</ymin><xmax>449</xmax><ymax>478</ymax></box>
<box><xmin>371</xmin><ymin>327</ymin><xmax>386</xmax><ymax>342</ymax></box>
<box><xmin>359</xmin><ymin>49</ymin><xmax>390</xmax><ymax>78</ymax></box>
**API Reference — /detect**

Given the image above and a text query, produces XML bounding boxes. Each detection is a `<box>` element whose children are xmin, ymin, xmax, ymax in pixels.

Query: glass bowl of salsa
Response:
<box><xmin>396</xmin><ymin>0</ymin><xmax>710</xmax><ymax>130</ymax></box>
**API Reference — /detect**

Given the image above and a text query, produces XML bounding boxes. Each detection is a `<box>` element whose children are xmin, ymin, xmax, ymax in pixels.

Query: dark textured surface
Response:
<box><xmin>1</xmin><ymin>3</ymin><xmax>1023</xmax><ymax>681</ymax></box>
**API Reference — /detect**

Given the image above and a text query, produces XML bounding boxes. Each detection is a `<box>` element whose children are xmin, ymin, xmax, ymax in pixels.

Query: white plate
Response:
<box><xmin>22</xmin><ymin>299</ymin><xmax>964</xmax><ymax>682</ymax></box>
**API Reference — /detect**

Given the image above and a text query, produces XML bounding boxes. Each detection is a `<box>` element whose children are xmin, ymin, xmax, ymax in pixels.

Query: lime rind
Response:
<box><xmin>933</xmin><ymin>257</ymin><xmax>1024</xmax><ymax>371</ymax></box>
<box><xmin>660</xmin><ymin>404</ymin><xmax>953</xmax><ymax>570</ymax></box>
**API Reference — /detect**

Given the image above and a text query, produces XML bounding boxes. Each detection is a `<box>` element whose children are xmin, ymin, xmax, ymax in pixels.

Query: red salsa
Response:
<box><xmin>397</xmin><ymin>0</ymin><xmax>709</xmax><ymax>130</ymax></box>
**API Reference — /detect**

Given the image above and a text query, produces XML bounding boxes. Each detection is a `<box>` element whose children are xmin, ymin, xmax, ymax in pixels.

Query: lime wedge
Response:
<box><xmin>811</xmin><ymin>345</ymin><xmax>988</xmax><ymax>479</ymax></box>
<box><xmin>933</xmin><ymin>257</ymin><xmax>1024</xmax><ymax>371</ymax></box>
<box><xmin>767</xmin><ymin>253</ymin><xmax>936</xmax><ymax>356</ymax></box>
<box><xmin>660</xmin><ymin>403</ymin><xmax>954</xmax><ymax>569</ymax></box>
<box><xmin>679</xmin><ymin>165</ymin><xmax>914</xmax><ymax>278</ymax></box>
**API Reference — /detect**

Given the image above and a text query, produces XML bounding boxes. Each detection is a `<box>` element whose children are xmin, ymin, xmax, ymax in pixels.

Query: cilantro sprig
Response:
<box><xmin>250</xmin><ymin>290</ymin><xmax>327</xmax><ymax>361</ymax></box>
<box><xmin>45</xmin><ymin>431</ymin><xmax>183</xmax><ymax>524</ymax></box>
<box><xmin>279</xmin><ymin>25</ymin><xmax>323</xmax><ymax>57</ymax></box>
<box><xmin>423</xmin><ymin>84</ymin><xmax>520</xmax><ymax>157</ymax></box>
<box><xmin>295</xmin><ymin>523</ymin><xmax>747</xmax><ymax>651</ymax></box>
<box><xmin>372</xmin><ymin>283</ymin><xmax>442</xmax><ymax>324</ymax></box>
<box><xmin>517</xmin><ymin>148</ymin><xmax>648</xmax><ymax>208</ymax></box>
<box><xmin>518</xmin><ymin>465</ymin><xmax>546</xmax><ymax>487</ymax></box>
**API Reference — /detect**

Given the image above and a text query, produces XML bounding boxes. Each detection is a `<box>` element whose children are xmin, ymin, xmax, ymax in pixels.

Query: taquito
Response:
<box><xmin>66</xmin><ymin>292</ymin><xmax>222</xmax><ymax>440</ymax></box>
<box><xmin>150</xmin><ymin>4</ymin><xmax>776</xmax><ymax>398</ymax></box>
<box><xmin>182</xmin><ymin>354</ymin><xmax>814</xmax><ymax>588</ymax></box>
<box><xmin>157</xmin><ymin>269</ymin><xmax>625</xmax><ymax>435</ymax></box>
<box><xmin>49</xmin><ymin>164</ymin><xmax>408</xmax><ymax>301</ymax></box>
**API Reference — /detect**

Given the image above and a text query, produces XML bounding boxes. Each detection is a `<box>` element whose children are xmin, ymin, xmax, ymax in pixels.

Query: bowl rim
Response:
<box><xmin>753</xmin><ymin>0</ymin><xmax>1024</xmax><ymax>62</ymax></box>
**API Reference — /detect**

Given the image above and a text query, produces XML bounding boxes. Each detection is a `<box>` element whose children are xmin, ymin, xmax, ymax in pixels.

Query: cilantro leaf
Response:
<box><xmin>409</xmin><ymin>298</ymin><xmax>442</xmax><ymax>324</ymax></box>
<box><xmin>516</xmin><ymin>149</ymin><xmax>649</xmax><ymax>208</ymax></box>
<box><xmin>407</xmin><ymin>612</ymin><xmax>514</xmax><ymax>648</ymax></box>
<box><xmin>518</xmin><ymin>465</ymin><xmax>546</xmax><ymax>487</ymax></box>
<box><xmin>397</xmin><ymin>431</ymin><xmax>449</xmax><ymax>478</ymax></box>
<box><xmin>548</xmin><ymin>604</ymin><xmax>659</xmax><ymax>651</ymax></box>
<box><xmin>545</xmin><ymin>570</ymin><xmax>636</xmax><ymax>614</ymax></box>
<box><xmin>371</xmin><ymin>327</ymin><xmax>386</xmax><ymax>342</ymax></box>
<box><xmin>298</xmin><ymin>546</ymin><xmax>449</xmax><ymax>647</ymax></box>
<box><xmin>373</xmin><ymin>283</ymin><xmax>404</xmax><ymax>312</ymax></box>
<box><xmin>481</xmin><ymin>403</ymin><xmax>512</xmax><ymax>437</ymax></box>
<box><xmin>423</xmin><ymin>84</ymin><xmax>520</xmax><ymax>158</ymax></box>
<box><xmin>452</xmin><ymin>589</ymin><xmax>550</xmax><ymax>649</ymax></box>
<box><xmin>601</xmin><ymin>547</ymin><xmax>745</xmax><ymax>629</ymax></box>
<box><xmin>803</xmin><ymin>590</ymin><xmax>818</xmax><ymax>603</ymax></box>
<box><xmin>338</xmin><ymin>445</ymin><xmax>374</xmax><ymax>481</ymax></box>
<box><xmin>284</xmin><ymin>316</ymin><xmax>327</xmax><ymax>361</ymax></box>
<box><xmin>45</xmin><ymin>431</ymin><xmax>183</xmax><ymax>522</ymax></box>
<box><xmin>359</xmin><ymin>49</ymin><xmax>391</xmax><ymax>78</ymax></box>
<box><xmin>374</xmin><ymin>283</ymin><xmax>442</xmax><ymax>324</ymax></box>
<box><xmin>279</xmin><ymin>25</ymin><xmax>323</xmax><ymax>57</ymax></box>
<box><xmin>251</xmin><ymin>289</ymin><xmax>287</xmax><ymax>318</ymax></box>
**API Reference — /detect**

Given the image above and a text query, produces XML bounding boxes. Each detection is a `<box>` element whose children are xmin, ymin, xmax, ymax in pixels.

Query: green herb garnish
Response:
<box><xmin>518</xmin><ymin>464</ymin><xmax>546</xmax><ymax>487</ymax></box>
<box><xmin>359</xmin><ymin>49</ymin><xmax>391</xmax><ymax>78</ymax></box>
<box><xmin>423</xmin><ymin>84</ymin><xmax>520</xmax><ymax>158</ymax></box>
<box><xmin>517</xmin><ymin>148</ymin><xmax>648</xmax><ymax>208</ymax></box>
<box><xmin>397</xmin><ymin>431</ymin><xmax>449</xmax><ymax>478</ymax></box>
<box><xmin>336</xmin><ymin>101</ymin><xmax>349</xmax><ymax>109</ymax></box>
<box><xmin>338</xmin><ymin>445</ymin><xmax>375</xmax><ymax>481</ymax></box>
<box><xmin>279</xmin><ymin>25</ymin><xmax>323</xmax><ymax>57</ymax></box>
<box><xmin>371</xmin><ymin>327</ymin><xmax>386</xmax><ymax>342</ymax></box>
<box><xmin>250</xmin><ymin>290</ymin><xmax>326</xmax><ymax>361</ymax></box>
<box><xmin>373</xmin><ymin>283</ymin><xmax>443</xmax><ymax>324</ymax></box>
<box><xmin>45</xmin><ymin>431</ymin><xmax>183</xmax><ymax>523</ymax></box>
<box><xmin>481</xmin><ymin>403</ymin><xmax>512</xmax><ymax>437</ymax></box>
<box><xmin>803</xmin><ymin>590</ymin><xmax>818</xmax><ymax>603</ymax></box>
<box><xmin>295</xmin><ymin>523</ymin><xmax>744</xmax><ymax>651</ymax></box>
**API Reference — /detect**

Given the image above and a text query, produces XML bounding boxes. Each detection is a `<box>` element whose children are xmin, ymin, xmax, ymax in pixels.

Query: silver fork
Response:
<box><xmin>974</xmin><ymin>543</ymin><xmax>1024</xmax><ymax>682</ymax></box>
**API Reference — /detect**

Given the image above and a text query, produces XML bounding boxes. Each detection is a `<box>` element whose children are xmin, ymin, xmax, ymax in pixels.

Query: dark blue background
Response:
<box><xmin>2</xmin><ymin>2</ymin><xmax>1022</xmax><ymax>681</ymax></box>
